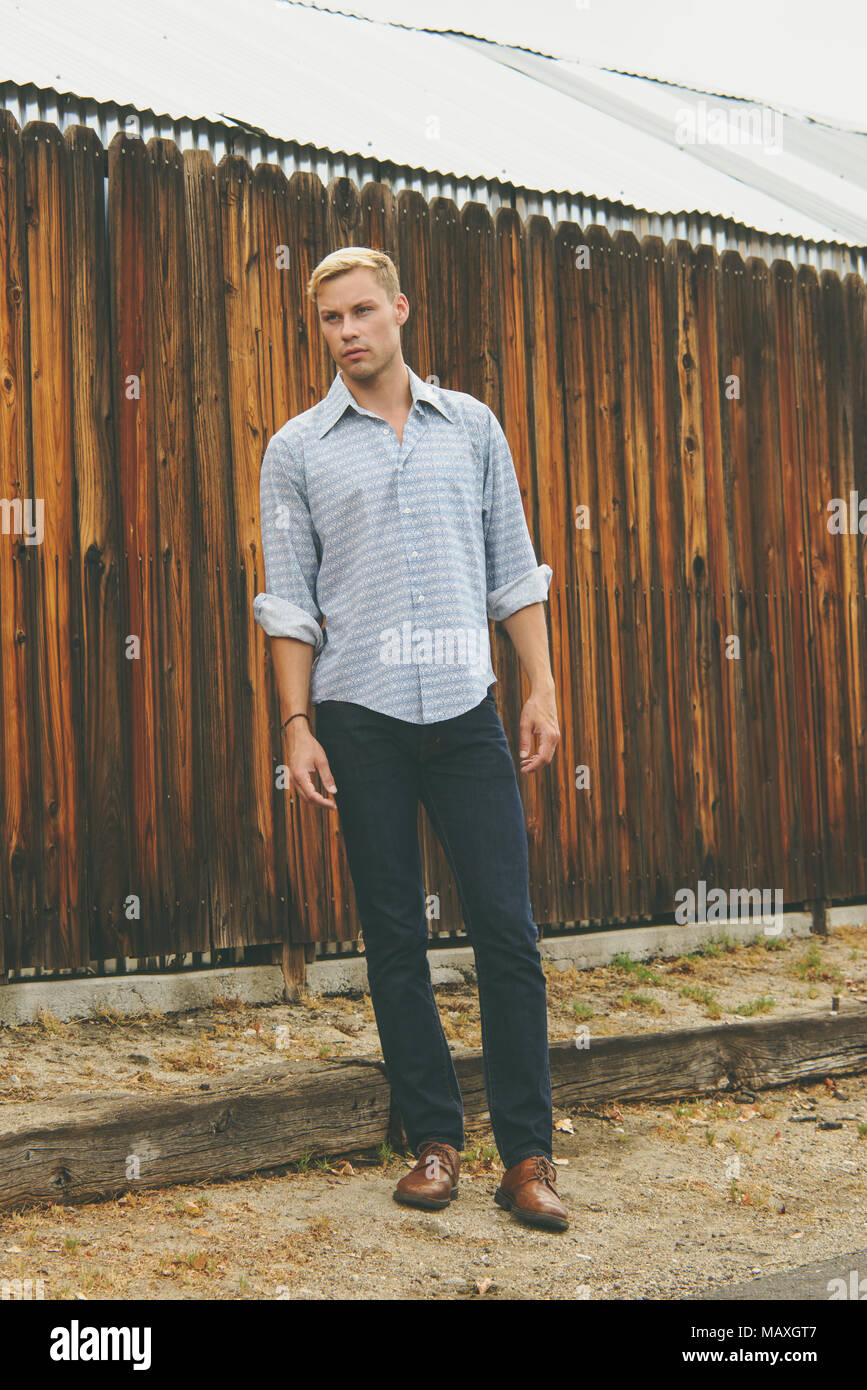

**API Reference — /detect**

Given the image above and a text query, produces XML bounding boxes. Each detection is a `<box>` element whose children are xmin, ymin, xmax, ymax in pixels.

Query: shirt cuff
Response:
<box><xmin>486</xmin><ymin>564</ymin><xmax>553</xmax><ymax>621</ymax></box>
<box><xmin>253</xmin><ymin>593</ymin><xmax>324</xmax><ymax>653</ymax></box>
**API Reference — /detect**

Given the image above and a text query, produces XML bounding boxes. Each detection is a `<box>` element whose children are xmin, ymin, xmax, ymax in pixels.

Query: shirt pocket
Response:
<box><xmin>432</xmin><ymin>454</ymin><xmax>483</xmax><ymax>530</ymax></box>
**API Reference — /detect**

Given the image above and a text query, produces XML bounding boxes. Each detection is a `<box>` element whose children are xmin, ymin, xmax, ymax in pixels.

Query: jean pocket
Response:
<box><xmin>313</xmin><ymin>700</ymin><xmax>369</xmax><ymax>743</ymax></box>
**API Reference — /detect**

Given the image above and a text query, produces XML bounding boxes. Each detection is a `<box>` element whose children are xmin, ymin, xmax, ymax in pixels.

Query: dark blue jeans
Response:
<box><xmin>313</xmin><ymin>687</ymin><xmax>553</xmax><ymax>1170</ymax></box>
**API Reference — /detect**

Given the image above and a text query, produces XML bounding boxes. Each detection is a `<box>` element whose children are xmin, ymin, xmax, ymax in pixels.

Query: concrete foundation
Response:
<box><xmin>0</xmin><ymin>906</ymin><xmax>852</xmax><ymax>1026</ymax></box>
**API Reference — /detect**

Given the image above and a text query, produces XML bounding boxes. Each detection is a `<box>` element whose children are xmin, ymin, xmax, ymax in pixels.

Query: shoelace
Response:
<box><xmin>533</xmin><ymin>1156</ymin><xmax>558</xmax><ymax>1188</ymax></box>
<box><xmin>416</xmin><ymin>1142</ymin><xmax>458</xmax><ymax>1179</ymax></box>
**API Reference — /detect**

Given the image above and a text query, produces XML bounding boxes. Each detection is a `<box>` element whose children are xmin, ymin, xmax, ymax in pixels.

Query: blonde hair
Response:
<box><xmin>307</xmin><ymin>246</ymin><xmax>400</xmax><ymax>305</ymax></box>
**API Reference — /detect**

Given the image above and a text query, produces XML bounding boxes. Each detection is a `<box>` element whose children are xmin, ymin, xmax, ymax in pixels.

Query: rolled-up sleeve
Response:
<box><xmin>482</xmin><ymin>407</ymin><xmax>553</xmax><ymax>621</ymax></box>
<box><xmin>253</xmin><ymin>433</ymin><xmax>325</xmax><ymax>653</ymax></box>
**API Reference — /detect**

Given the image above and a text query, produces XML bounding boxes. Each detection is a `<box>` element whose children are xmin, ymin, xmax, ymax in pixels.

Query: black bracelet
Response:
<box><xmin>281</xmin><ymin>712</ymin><xmax>310</xmax><ymax>731</ymax></box>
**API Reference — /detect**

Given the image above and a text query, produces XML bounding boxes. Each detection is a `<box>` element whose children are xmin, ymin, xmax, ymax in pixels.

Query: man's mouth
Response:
<box><xmin>344</xmin><ymin>348</ymin><xmax>367</xmax><ymax>359</ymax></box>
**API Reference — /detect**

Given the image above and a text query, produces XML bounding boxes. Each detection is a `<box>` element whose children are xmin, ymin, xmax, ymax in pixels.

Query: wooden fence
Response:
<box><xmin>1</xmin><ymin>110</ymin><xmax>866</xmax><ymax>975</ymax></box>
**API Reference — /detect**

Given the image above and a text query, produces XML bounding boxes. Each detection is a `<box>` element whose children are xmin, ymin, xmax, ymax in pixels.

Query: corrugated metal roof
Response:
<box><xmin>2</xmin><ymin>0</ymin><xmax>865</xmax><ymax>275</ymax></box>
<box><xmin>287</xmin><ymin>0</ymin><xmax>867</xmax><ymax>129</ymax></box>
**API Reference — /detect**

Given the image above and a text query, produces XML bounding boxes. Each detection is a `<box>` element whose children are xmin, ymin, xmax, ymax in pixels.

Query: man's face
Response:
<box><xmin>316</xmin><ymin>268</ymin><xmax>408</xmax><ymax>380</ymax></box>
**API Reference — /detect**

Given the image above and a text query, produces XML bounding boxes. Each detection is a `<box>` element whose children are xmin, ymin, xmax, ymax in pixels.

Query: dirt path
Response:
<box><xmin>1</xmin><ymin>927</ymin><xmax>866</xmax><ymax>1299</ymax></box>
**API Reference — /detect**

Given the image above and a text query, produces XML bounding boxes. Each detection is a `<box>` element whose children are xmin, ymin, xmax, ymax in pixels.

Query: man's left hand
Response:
<box><xmin>518</xmin><ymin>687</ymin><xmax>560</xmax><ymax>773</ymax></box>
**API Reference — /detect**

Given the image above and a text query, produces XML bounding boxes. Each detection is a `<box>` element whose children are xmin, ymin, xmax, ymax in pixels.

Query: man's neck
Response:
<box><xmin>340</xmin><ymin>356</ymin><xmax>412</xmax><ymax>417</ymax></box>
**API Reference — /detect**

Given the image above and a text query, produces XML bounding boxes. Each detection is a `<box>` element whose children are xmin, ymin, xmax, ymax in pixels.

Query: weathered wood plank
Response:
<box><xmin>666</xmin><ymin>239</ymin><xmax>722</xmax><ymax>890</ymax></box>
<box><xmin>23</xmin><ymin>122</ymin><xmax>83</xmax><ymax>968</ymax></box>
<box><xmin>546</xmin><ymin>1006</ymin><xmax>867</xmax><ymax>1106</ymax></box>
<box><xmin>696</xmin><ymin>245</ymin><xmax>742</xmax><ymax>892</ymax></box>
<box><xmin>801</xmin><ymin>265</ymin><xmax>848</xmax><ymax>898</ymax></box>
<box><xmin>719</xmin><ymin>249</ymin><xmax>768</xmax><ymax>894</ymax></box>
<box><xmin>183</xmin><ymin>148</ymin><xmax>256</xmax><ymax>951</ymax></box>
<box><xmin>844</xmin><ymin>272</ymin><xmax>867</xmax><ymax>894</ymax></box>
<box><xmin>394</xmin><ymin>185</ymin><xmax>433</xmax><ymax>388</ymax></box>
<box><xmin>640</xmin><ymin>235</ymin><xmax>689</xmax><ymax>912</ymax></box>
<box><xmin>0</xmin><ymin>1061</ymin><xmax>391</xmax><ymax>1210</ymax></box>
<box><xmin>145</xmin><ymin>137</ymin><xmax>202</xmax><ymax>949</ymax></box>
<box><xmin>1</xmin><ymin>1010</ymin><xmax>864</xmax><ymax>1211</ymax></box>
<box><xmin>220</xmin><ymin>153</ymin><xmax>292</xmax><ymax>950</ymax></box>
<box><xmin>610</xmin><ymin>228</ymin><xmax>654</xmax><ymax>921</ymax></box>
<box><xmin>737</xmin><ymin>256</ymin><xmax>802</xmax><ymax>898</ymax></box>
<box><xmin>559</xmin><ymin>223</ymin><xmax>607</xmax><ymax>924</ymax></box>
<box><xmin>107</xmin><ymin>131</ymin><xmax>162</xmax><ymax>957</ymax></box>
<box><xmin>821</xmin><ymin>267</ymin><xmax>863</xmax><ymax>896</ymax></box>
<box><xmin>772</xmin><ymin>260</ymin><xmax>819</xmax><ymax>902</ymax></box>
<box><xmin>65</xmin><ymin>126</ymin><xmax>133</xmax><ymax>964</ymax></box>
<box><xmin>597</xmin><ymin>225</ymin><xmax>641</xmax><ymax>921</ymax></box>
<box><xmin>522</xmin><ymin>215</ymin><xmax>572</xmax><ymax>926</ymax></box>
<box><xmin>0</xmin><ymin>111</ymin><xmax>37</xmax><ymax>973</ymax></box>
<box><xmin>581</xmin><ymin>225</ymin><xmax>631</xmax><ymax>924</ymax></box>
<box><xmin>794</xmin><ymin>265</ymin><xmax>833</xmax><ymax>902</ymax></box>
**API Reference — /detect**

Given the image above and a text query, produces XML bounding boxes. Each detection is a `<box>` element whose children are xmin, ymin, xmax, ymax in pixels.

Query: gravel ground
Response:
<box><xmin>1</xmin><ymin>927</ymin><xmax>866</xmax><ymax>1300</ymax></box>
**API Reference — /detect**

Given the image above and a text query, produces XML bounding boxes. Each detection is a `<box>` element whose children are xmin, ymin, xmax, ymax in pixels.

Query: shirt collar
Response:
<box><xmin>315</xmin><ymin>364</ymin><xmax>453</xmax><ymax>438</ymax></box>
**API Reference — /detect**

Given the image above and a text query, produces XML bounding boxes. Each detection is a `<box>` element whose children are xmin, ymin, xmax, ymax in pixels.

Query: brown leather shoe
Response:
<box><xmin>393</xmin><ymin>1141</ymin><xmax>461</xmax><ymax>1211</ymax></box>
<box><xmin>494</xmin><ymin>1155</ymin><xmax>569</xmax><ymax>1231</ymax></box>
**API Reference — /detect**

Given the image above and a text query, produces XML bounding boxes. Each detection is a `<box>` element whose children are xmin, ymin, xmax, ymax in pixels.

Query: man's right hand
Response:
<box><xmin>285</xmin><ymin>725</ymin><xmax>338</xmax><ymax>810</ymax></box>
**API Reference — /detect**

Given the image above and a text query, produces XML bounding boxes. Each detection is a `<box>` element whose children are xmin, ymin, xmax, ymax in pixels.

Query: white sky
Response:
<box><xmin>292</xmin><ymin>0</ymin><xmax>867</xmax><ymax>127</ymax></box>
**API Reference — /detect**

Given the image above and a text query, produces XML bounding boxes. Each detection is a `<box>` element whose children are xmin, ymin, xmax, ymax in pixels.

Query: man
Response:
<box><xmin>253</xmin><ymin>246</ymin><xmax>567</xmax><ymax>1232</ymax></box>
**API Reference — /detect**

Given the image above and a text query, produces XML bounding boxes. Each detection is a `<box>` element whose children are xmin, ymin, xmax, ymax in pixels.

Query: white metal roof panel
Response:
<box><xmin>287</xmin><ymin>0</ymin><xmax>867</xmax><ymax>129</ymax></box>
<box><xmin>1</xmin><ymin>0</ymin><xmax>865</xmax><ymax>247</ymax></box>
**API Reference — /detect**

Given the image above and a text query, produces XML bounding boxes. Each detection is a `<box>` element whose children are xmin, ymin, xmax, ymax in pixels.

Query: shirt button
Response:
<box><xmin>417</xmin><ymin>594</ymin><xmax>425</xmax><ymax>602</ymax></box>
<box><xmin>412</xmin><ymin>551</ymin><xmax>419</xmax><ymax>558</ymax></box>
<box><xmin>404</xmin><ymin>507</ymin><xmax>412</xmax><ymax>514</ymax></box>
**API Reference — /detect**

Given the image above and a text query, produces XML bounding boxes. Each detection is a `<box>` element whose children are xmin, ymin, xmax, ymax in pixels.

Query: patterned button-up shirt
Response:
<box><xmin>253</xmin><ymin>363</ymin><xmax>552</xmax><ymax>724</ymax></box>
